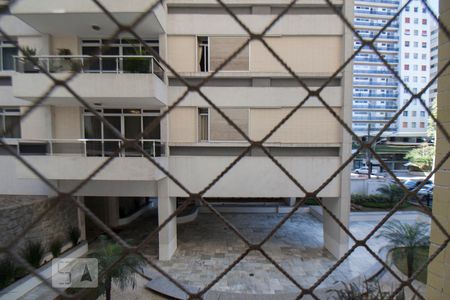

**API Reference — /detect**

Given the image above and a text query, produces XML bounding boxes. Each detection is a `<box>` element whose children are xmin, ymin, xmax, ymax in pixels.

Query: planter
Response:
<box><xmin>0</xmin><ymin>242</ymin><xmax>88</xmax><ymax>300</ymax></box>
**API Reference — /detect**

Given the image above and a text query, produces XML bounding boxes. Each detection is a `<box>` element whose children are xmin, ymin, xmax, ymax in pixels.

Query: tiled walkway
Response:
<box><xmin>115</xmin><ymin>210</ymin><xmax>430</xmax><ymax>295</ymax></box>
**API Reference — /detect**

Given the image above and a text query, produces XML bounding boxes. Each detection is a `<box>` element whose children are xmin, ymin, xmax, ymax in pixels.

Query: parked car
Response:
<box><xmin>354</xmin><ymin>166</ymin><xmax>378</xmax><ymax>175</ymax></box>
<box><xmin>417</xmin><ymin>184</ymin><xmax>433</xmax><ymax>206</ymax></box>
<box><xmin>403</xmin><ymin>179</ymin><xmax>433</xmax><ymax>191</ymax></box>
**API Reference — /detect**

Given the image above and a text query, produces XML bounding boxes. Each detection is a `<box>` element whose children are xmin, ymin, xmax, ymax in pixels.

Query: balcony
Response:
<box><xmin>355</xmin><ymin>9</ymin><xmax>397</xmax><ymax>17</ymax></box>
<box><xmin>352</xmin><ymin>116</ymin><xmax>393</xmax><ymax>121</ymax></box>
<box><xmin>353</xmin><ymin>81</ymin><xmax>398</xmax><ymax>87</ymax></box>
<box><xmin>12</xmin><ymin>55</ymin><xmax>167</xmax><ymax>107</ymax></box>
<box><xmin>13</xmin><ymin>138</ymin><xmax>167</xmax><ymax>181</ymax></box>
<box><xmin>353</xmin><ymin>104</ymin><xmax>398</xmax><ymax>110</ymax></box>
<box><xmin>10</xmin><ymin>0</ymin><xmax>166</xmax><ymax>37</ymax></box>
<box><xmin>353</xmin><ymin>93</ymin><xmax>398</xmax><ymax>99</ymax></box>
<box><xmin>354</xmin><ymin>57</ymin><xmax>399</xmax><ymax>64</ymax></box>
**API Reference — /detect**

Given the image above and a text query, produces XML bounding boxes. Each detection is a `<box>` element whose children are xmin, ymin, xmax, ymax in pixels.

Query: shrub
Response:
<box><xmin>49</xmin><ymin>239</ymin><xmax>63</xmax><ymax>258</ymax></box>
<box><xmin>0</xmin><ymin>258</ymin><xmax>25</xmax><ymax>289</ymax></box>
<box><xmin>68</xmin><ymin>226</ymin><xmax>81</xmax><ymax>246</ymax></box>
<box><xmin>20</xmin><ymin>241</ymin><xmax>45</xmax><ymax>268</ymax></box>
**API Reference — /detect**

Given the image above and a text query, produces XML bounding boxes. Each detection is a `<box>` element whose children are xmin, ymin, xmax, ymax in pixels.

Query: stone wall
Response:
<box><xmin>0</xmin><ymin>195</ymin><xmax>79</xmax><ymax>257</ymax></box>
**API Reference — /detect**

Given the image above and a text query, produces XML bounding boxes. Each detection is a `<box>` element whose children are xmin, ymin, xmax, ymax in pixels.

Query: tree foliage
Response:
<box><xmin>405</xmin><ymin>144</ymin><xmax>434</xmax><ymax>171</ymax></box>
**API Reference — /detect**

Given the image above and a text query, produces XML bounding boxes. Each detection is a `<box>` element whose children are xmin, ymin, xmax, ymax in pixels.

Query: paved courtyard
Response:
<box><xmin>114</xmin><ymin>209</ymin><xmax>430</xmax><ymax>295</ymax></box>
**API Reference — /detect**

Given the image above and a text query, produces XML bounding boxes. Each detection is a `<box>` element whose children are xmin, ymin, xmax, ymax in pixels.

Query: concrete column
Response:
<box><xmin>77</xmin><ymin>196</ymin><xmax>86</xmax><ymax>241</ymax></box>
<box><xmin>158</xmin><ymin>178</ymin><xmax>177</xmax><ymax>260</ymax></box>
<box><xmin>322</xmin><ymin>197</ymin><xmax>349</xmax><ymax>259</ymax></box>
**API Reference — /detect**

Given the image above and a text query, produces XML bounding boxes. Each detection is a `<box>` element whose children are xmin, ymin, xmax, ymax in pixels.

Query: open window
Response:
<box><xmin>197</xmin><ymin>37</ymin><xmax>209</xmax><ymax>72</ymax></box>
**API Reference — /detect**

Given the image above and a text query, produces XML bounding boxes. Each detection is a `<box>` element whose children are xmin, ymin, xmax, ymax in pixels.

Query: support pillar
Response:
<box><xmin>158</xmin><ymin>178</ymin><xmax>177</xmax><ymax>260</ymax></box>
<box><xmin>322</xmin><ymin>197</ymin><xmax>349</xmax><ymax>259</ymax></box>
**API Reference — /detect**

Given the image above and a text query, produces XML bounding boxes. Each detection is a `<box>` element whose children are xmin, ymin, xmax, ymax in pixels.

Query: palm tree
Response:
<box><xmin>90</xmin><ymin>237</ymin><xmax>145</xmax><ymax>300</ymax></box>
<box><xmin>376</xmin><ymin>220</ymin><xmax>430</xmax><ymax>277</ymax></box>
<box><xmin>376</xmin><ymin>184</ymin><xmax>405</xmax><ymax>203</ymax></box>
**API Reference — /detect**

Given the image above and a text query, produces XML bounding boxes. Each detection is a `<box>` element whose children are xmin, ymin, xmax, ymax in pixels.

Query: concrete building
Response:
<box><xmin>0</xmin><ymin>0</ymin><xmax>353</xmax><ymax>261</ymax></box>
<box><xmin>396</xmin><ymin>0</ymin><xmax>434</xmax><ymax>141</ymax></box>
<box><xmin>353</xmin><ymin>0</ymin><xmax>400</xmax><ymax>137</ymax></box>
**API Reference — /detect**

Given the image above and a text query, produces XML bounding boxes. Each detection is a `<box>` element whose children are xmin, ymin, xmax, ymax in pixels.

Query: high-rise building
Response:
<box><xmin>353</xmin><ymin>0</ymin><xmax>400</xmax><ymax>137</ymax></box>
<box><xmin>396</xmin><ymin>0</ymin><xmax>434</xmax><ymax>142</ymax></box>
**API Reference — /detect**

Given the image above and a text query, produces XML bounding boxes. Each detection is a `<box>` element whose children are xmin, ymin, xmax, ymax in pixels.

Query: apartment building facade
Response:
<box><xmin>0</xmin><ymin>0</ymin><xmax>352</xmax><ymax>261</ymax></box>
<box><xmin>353</xmin><ymin>0</ymin><xmax>400</xmax><ymax>137</ymax></box>
<box><xmin>353</xmin><ymin>0</ymin><xmax>435</xmax><ymax>141</ymax></box>
<box><xmin>396</xmin><ymin>0</ymin><xmax>434</xmax><ymax>140</ymax></box>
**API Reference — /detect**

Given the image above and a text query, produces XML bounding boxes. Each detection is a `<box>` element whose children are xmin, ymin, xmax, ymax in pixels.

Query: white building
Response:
<box><xmin>0</xmin><ymin>0</ymin><xmax>353</xmax><ymax>262</ymax></box>
<box><xmin>396</xmin><ymin>0</ymin><xmax>434</xmax><ymax>142</ymax></box>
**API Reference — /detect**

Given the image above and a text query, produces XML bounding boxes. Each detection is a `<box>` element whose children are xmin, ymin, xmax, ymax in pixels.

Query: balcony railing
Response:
<box><xmin>355</xmin><ymin>45</ymin><xmax>399</xmax><ymax>52</ymax></box>
<box><xmin>14</xmin><ymin>55</ymin><xmax>165</xmax><ymax>80</ymax></box>
<box><xmin>355</xmin><ymin>0</ymin><xmax>399</xmax><ymax>5</ymax></box>
<box><xmin>352</xmin><ymin>116</ymin><xmax>394</xmax><ymax>121</ymax></box>
<box><xmin>353</xmin><ymin>69</ymin><xmax>395</xmax><ymax>75</ymax></box>
<box><xmin>353</xmin><ymin>104</ymin><xmax>398</xmax><ymax>109</ymax></box>
<box><xmin>354</xmin><ymin>57</ymin><xmax>399</xmax><ymax>63</ymax></box>
<box><xmin>358</xmin><ymin>33</ymin><xmax>399</xmax><ymax>40</ymax></box>
<box><xmin>354</xmin><ymin>21</ymin><xmax>399</xmax><ymax>28</ymax></box>
<box><xmin>355</xmin><ymin>9</ymin><xmax>397</xmax><ymax>17</ymax></box>
<box><xmin>353</xmin><ymin>93</ymin><xmax>399</xmax><ymax>98</ymax></box>
<box><xmin>353</xmin><ymin>81</ymin><xmax>398</xmax><ymax>86</ymax></box>
<box><xmin>8</xmin><ymin>139</ymin><xmax>164</xmax><ymax>157</ymax></box>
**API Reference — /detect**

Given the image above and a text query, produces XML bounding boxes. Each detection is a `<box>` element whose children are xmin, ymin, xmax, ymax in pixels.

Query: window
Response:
<box><xmin>413</xmin><ymin>65</ymin><xmax>418</xmax><ymax>71</ymax></box>
<box><xmin>405</xmin><ymin>17</ymin><xmax>410</xmax><ymax>23</ymax></box>
<box><xmin>413</xmin><ymin>76</ymin><xmax>418</xmax><ymax>83</ymax></box>
<box><xmin>420</xmin><ymin>122</ymin><xmax>425</xmax><ymax>128</ymax></box>
<box><xmin>422</xmin><ymin>19</ymin><xmax>427</xmax><ymax>25</ymax></box>
<box><xmin>421</xmin><ymin>76</ymin><xmax>426</xmax><ymax>83</ymax></box>
<box><xmin>405</xmin><ymin>41</ymin><xmax>410</xmax><ymax>47</ymax></box>
<box><xmin>81</xmin><ymin>39</ymin><xmax>159</xmax><ymax>72</ymax></box>
<box><xmin>405</xmin><ymin>6</ymin><xmax>410</xmax><ymax>12</ymax></box>
<box><xmin>404</xmin><ymin>64</ymin><xmax>409</xmax><ymax>70</ymax></box>
<box><xmin>0</xmin><ymin>40</ymin><xmax>18</xmax><ymax>71</ymax></box>
<box><xmin>422</xmin><ymin>30</ymin><xmax>427</xmax><ymax>36</ymax></box>
<box><xmin>414</xmin><ymin>18</ymin><xmax>419</xmax><ymax>24</ymax></box>
<box><xmin>413</xmin><ymin>53</ymin><xmax>419</xmax><ymax>59</ymax></box>
<box><xmin>403</xmin><ymin>111</ymin><xmax>408</xmax><ymax>117</ymax></box>
<box><xmin>414</xmin><ymin>7</ymin><xmax>418</xmax><ymax>13</ymax></box>
<box><xmin>420</xmin><ymin>111</ymin><xmax>426</xmax><ymax>117</ymax></box>
<box><xmin>413</xmin><ymin>42</ymin><xmax>419</xmax><ymax>48</ymax></box>
<box><xmin>404</xmin><ymin>52</ymin><xmax>410</xmax><ymax>59</ymax></box>
<box><xmin>402</xmin><ymin>122</ymin><xmax>408</xmax><ymax>128</ymax></box>
<box><xmin>412</xmin><ymin>111</ymin><xmax>417</xmax><ymax>117</ymax></box>
<box><xmin>405</xmin><ymin>29</ymin><xmax>410</xmax><ymax>35</ymax></box>
<box><xmin>422</xmin><ymin>65</ymin><xmax>427</xmax><ymax>71</ymax></box>
<box><xmin>412</xmin><ymin>122</ymin><xmax>416</xmax><ymax>128</ymax></box>
<box><xmin>422</xmin><ymin>53</ymin><xmax>427</xmax><ymax>60</ymax></box>
<box><xmin>198</xmin><ymin>37</ymin><xmax>209</xmax><ymax>72</ymax></box>
<box><xmin>422</xmin><ymin>42</ymin><xmax>427</xmax><ymax>48</ymax></box>
<box><xmin>414</xmin><ymin>30</ymin><xmax>419</xmax><ymax>36</ymax></box>
<box><xmin>0</xmin><ymin>107</ymin><xmax>21</xmax><ymax>138</ymax></box>
<box><xmin>198</xmin><ymin>108</ymin><xmax>209</xmax><ymax>141</ymax></box>
<box><xmin>404</xmin><ymin>76</ymin><xmax>409</xmax><ymax>82</ymax></box>
<box><xmin>83</xmin><ymin>109</ymin><xmax>161</xmax><ymax>157</ymax></box>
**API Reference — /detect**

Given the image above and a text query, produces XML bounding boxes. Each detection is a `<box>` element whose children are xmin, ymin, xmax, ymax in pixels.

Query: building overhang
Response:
<box><xmin>10</xmin><ymin>0</ymin><xmax>166</xmax><ymax>37</ymax></box>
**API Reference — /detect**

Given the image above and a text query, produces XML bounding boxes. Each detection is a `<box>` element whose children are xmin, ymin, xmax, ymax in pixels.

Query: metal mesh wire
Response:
<box><xmin>0</xmin><ymin>0</ymin><xmax>448</xmax><ymax>299</ymax></box>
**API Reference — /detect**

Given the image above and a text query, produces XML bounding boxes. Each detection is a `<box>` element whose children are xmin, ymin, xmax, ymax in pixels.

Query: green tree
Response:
<box><xmin>376</xmin><ymin>184</ymin><xmax>405</xmax><ymax>203</ymax></box>
<box><xmin>376</xmin><ymin>220</ymin><xmax>429</xmax><ymax>277</ymax></box>
<box><xmin>89</xmin><ymin>238</ymin><xmax>145</xmax><ymax>300</ymax></box>
<box><xmin>405</xmin><ymin>144</ymin><xmax>434</xmax><ymax>171</ymax></box>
